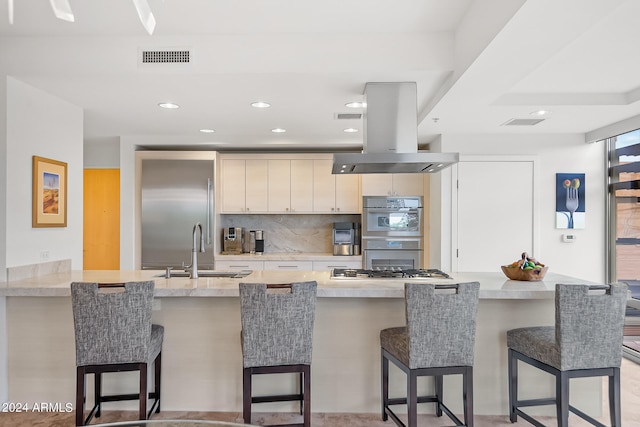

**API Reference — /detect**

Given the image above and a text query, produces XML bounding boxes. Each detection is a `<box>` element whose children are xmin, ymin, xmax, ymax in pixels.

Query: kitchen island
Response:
<box><xmin>1</xmin><ymin>269</ymin><xmax>602</xmax><ymax>417</ymax></box>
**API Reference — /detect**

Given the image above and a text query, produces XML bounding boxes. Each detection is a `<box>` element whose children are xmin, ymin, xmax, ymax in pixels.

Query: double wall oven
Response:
<box><xmin>362</xmin><ymin>196</ymin><xmax>423</xmax><ymax>270</ymax></box>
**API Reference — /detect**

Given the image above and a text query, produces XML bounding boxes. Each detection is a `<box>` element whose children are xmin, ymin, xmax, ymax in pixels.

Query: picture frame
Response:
<box><xmin>32</xmin><ymin>156</ymin><xmax>67</xmax><ymax>228</ymax></box>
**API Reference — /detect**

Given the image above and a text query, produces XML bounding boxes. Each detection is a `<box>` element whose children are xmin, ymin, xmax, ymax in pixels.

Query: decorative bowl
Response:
<box><xmin>501</xmin><ymin>265</ymin><xmax>548</xmax><ymax>281</ymax></box>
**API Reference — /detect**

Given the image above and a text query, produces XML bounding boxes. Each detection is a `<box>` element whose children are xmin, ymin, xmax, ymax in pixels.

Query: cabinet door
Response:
<box><xmin>313</xmin><ymin>159</ymin><xmax>336</xmax><ymax>212</ymax></box>
<box><xmin>245</xmin><ymin>160</ymin><xmax>269</xmax><ymax>212</ymax></box>
<box><xmin>268</xmin><ymin>160</ymin><xmax>291</xmax><ymax>212</ymax></box>
<box><xmin>361</xmin><ymin>174</ymin><xmax>393</xmax><ymax>196</ymax></box>
<box><xmin>263</xmin><ymin>261</ymin><xmax>314</xmax><ymax>270</ymax></box>
<box><xmin>392</xmin><ymin>174</ymin><xmax>424</xmax><ymax>196</ymax></box>
<box><xmin>221</xmin><ymin>159</ymin><xmax>246</xmax><ymax>212</ymax></box>
<box><xmin>290</xmin><ymin>160</ymin><xmax>314</xmax><ymax>213</ymax></box>
<box><xmin>335</xmin><ymin>174</ymin><xmax>360</xmax><ymax>212</ymax></box>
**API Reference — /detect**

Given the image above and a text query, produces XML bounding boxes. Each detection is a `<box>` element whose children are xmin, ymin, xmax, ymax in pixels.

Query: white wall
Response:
<box><xmin>438</xmin><ymin>133</ymin><xmax>606</xmax><ymax>282</ymax></box>
<box><xmin>84</xmin><ymin>137</ymin><xmax>120</xmax><ymax>168</ymax></box>
<box><xmin>6</xmin><ymin>77</ymin><xmax>84</xmax><ymax>268</ymax></box>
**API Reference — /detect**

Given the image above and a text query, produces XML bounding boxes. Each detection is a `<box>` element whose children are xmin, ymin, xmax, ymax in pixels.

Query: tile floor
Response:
<box><xmin>1</xmin><ymin>358</ymin><xmax>638</xmax><ymax>427</ymax></box>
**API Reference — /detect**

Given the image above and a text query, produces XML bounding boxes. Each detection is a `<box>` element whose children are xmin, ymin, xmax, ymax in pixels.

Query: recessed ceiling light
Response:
<box><xmin>251</xmin><ymin>101</ymin><xmax>271</xmax><ymax>108</ymax></box>
<box><xmin>530</xmin><ymin>110</ymin><xmax>551</xmax><ymax>116</ymax></box>
<box><xmin>345</xmin><ymin>101</ymin><xmax>366</xmax><ymax>108</ymax></box>
<box><xmin>343</xmin><ymin>128</ymin><xmax>359</xmax><ymax>133</ymax></box>
<box><xmin>158</xmin><ymin>102</ymin><xmax>179</xmax><ymax>109</ymax></box>
<box><xmin>271</xmin><ymin>128</ymin><xmax>286</xmax><ymax>133</ymax></box>
<box><xmin>199</xmin><ymin>129</ymin><xmax>215</xmax><ymax>133</ymax></box>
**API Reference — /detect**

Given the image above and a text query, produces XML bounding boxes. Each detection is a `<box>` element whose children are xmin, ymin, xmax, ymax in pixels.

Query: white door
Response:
<box><xmin>456</xmin><ymin>160</ymin><xmax>535</xmax><ymax>272</ymax></box>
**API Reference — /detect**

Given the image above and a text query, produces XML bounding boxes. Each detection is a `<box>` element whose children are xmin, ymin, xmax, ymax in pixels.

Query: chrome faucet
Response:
<box><xmin>188</xmin><ymin>222</ymin><xmax>205</xmax><ymax>279</ymax></box>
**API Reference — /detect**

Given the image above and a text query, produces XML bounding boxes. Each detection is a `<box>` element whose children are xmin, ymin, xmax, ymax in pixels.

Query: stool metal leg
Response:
<box><xmin>95</xmin><ymin>372</ymin><xmax>102</xmax><ymax>418</ymax></box>
<box><xmin>508</xmin><ymin>348</ymin><xmax>518</xmax><ymax>423</ymax></box>
<box><xmin>556</xmin><ymin>371</ymin><xmax>569</xmax><ymax>427</ymax></box>
<box><xmin>435</xmin><ymin>375</ymin><xmax>443</xmax><ymax>417</ymax></box>
<box><xmin>76</xmin><ymin>366</ymin><xmax>85</xmax><ymax>426</ymax></box>
<box><xmin>303</xmin><ymin>365</ymin><xmax>311</xmax><ymax>427</ymax></box>
<box><xmin>381</xmin><ymin>349</ymin><xmax>389</xmax><ymax>421</ymax></box>
<box><xmin>463</xmin><ymin>366</ymin><xmax>474</xmax><ymax>427</ymax></box>
<box><xmin>155</xmin><ymin>352</ymin><xmax>162</xmax><ymax>413</ymax></box>
<box><xmin>610</xmin><ymin>367</ymin><xmax>621</xmax><ymax>427</ymax></box>
<box><xmin>139</xmin><ymin>363</ymin><xmax>148</xmax><ymax>421</ymax></box>
<box><xmin>242</xmin><ymin>367</ymin><xmax>252</xmax><ymax>424</ymax></box>
<box><xmin>407</xmin><ymin>370</ymin><xmax>418</xmax><ymax>427</ymax></box>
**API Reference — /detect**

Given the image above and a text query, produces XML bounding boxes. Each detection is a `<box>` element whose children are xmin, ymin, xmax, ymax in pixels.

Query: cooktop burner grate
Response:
<box><xmin>331</xmin><ymin>268</ymin><xmax>451</xmax><ymax>279</ymax></box>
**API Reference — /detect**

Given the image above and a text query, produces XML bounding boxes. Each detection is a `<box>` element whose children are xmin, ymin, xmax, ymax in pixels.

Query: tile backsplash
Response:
<box><xmin>219</xmin><ymin>214</ymin><xmax>360</xmax><ymax>253</ymax></box>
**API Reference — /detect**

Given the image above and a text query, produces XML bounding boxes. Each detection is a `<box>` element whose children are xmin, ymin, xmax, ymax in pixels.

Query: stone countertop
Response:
<box><xmin>216</xmin><ymin>252</ymin><xmax>362</xmax><ymax>261</ymax></box>
<box><xmin>0</xmin><ymin>270</ymin><xmax>595</xmax><ymax>299</ymax></box>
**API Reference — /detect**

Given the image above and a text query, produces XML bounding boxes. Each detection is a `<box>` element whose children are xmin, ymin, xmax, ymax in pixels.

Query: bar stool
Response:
<box><xmin>507</xmin><ymin>283</ymin><xmax>627</xmax><ymax>427</ymax></box>
<box><xmin>239</xmin><ymin>281</ymin><xmax>318</xmax><ymax>427</ymax></box>
<box><xmin>380</xmin><ymin>282</ymin><xmax>480</xmax><ymax>427</ymax></box>
<box><xmin>71</xmin><ymin>281</ymin><xmax>164</xmax><ymax>426</ymax></box>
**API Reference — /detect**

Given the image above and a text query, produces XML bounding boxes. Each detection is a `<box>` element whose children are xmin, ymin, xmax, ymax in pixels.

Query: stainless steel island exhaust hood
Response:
<box><xmin>332</xmin><ymin>82</ymin><xmax>458</xmax><ymax>174</ymax></box>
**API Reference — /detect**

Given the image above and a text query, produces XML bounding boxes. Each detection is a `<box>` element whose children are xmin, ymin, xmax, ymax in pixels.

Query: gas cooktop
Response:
<box><xmin>331</xmin><ymin>268</ymin><xmax>451</xmax><ymax>280</ymax></box>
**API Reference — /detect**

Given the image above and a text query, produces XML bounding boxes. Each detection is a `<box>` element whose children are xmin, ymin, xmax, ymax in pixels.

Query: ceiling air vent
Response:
<box><xmin>501</xmin><ymin>118</ymin><xmax>546</xmax><ymax>126</ymax></box>
<box><xmin>141</xmin><ymin>50</ymin><xmax>190</xmax><ymax>64</ymax></box>
<box><xmin>335</xmin><ymin>113</ymin><xmax>363</xmax><ymax>120</ymax></box>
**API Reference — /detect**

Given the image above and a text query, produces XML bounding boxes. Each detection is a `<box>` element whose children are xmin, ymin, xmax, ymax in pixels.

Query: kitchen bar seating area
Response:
<box><xmin>2</xmin><ymin>270</ymin><xmax>639</xmax><ymax>427</ymax></box>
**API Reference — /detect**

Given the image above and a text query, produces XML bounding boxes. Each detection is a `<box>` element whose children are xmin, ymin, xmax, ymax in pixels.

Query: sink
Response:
<box><xmin>155</xmin><ymin>270</ymin><xmax>253</xmax><ymax>279</ymax></box>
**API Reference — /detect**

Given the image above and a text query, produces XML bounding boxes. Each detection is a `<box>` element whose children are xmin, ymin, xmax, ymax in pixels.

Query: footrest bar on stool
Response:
<box><xmin>439</xmin><ymin>402</ymin><xmax>465</xmax><ymax>426</ymax></box>
<box><xmin>385</xmin><ymin>407</ymin><xmax>408</xmax><ymax>427</ymax></box>
<box><xmin>387</xmin><ymin>396</ymin><xmax>438</xmax><ymax>406</ymax></box>
<box><xmin>147</xmin><ymin>398</ymin><xmax>160</xmax><ymax>418</ymax></box>
<box><xmin>516</xmin><ymin>397</ymin><xmax>557</xmax><ymax>407</ymax></box>
<box><xmin>253</xmin><ymin>394</ymin><xmax>302</xmax><ymax>404</ymax></box>
<box><xmin>515</xmin><ymin>409</ymin><xmax>548</xmax><ymax>427</ymax></box>
<box><xmin>265</xmin><ymin>423</ymin><xmax>305</xmax><ymax>427</ymax></box>
<box><xmin>569</xmin><ymin>405</ymin><xmax>607</xmax><ymax>427</ymax></box>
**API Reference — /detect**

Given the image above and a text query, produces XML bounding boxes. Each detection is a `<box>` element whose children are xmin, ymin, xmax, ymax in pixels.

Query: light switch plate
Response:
<box><xmin>562</xmin><ymin>234</ymin><xmax>577</xmax><ymax>243</ymax></box>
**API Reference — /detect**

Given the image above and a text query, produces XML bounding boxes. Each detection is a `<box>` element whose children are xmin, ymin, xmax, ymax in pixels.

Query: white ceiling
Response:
<box><xmin>1</xmin><ymin>0</ymin><xmax>639</xmax><ymax>150</ymax></box>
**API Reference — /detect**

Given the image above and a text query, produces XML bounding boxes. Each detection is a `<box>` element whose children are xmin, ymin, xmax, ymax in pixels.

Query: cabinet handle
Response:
<box><xmin>337</xmin><ymin>207</ymin><xmax>340</xmax><ymax>212</ymax></box>
<box><xmin>277</xmin><ymin>265</ymin><xmax>299</xmax><ymax>269</ymax></box>
<box><xmin>230</xmin><ymin>265</ymin><xmax>250</xmax><ymax>268</ymax></box>
<box><xmin>331</xmin><ymin>207</ymin><xmax>335</xmax><ymax>211</ymax></box>
<box><xmin>286</xmin><ymin>208</ymin><xmax>289</xmax><ymax>211</ymax></box>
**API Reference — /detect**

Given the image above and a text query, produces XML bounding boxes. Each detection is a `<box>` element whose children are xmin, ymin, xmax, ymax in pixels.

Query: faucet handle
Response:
<box><xmin>165</xmin><ymin>266</ymin><xmax>173</xmax><ymax>279</ymax></box>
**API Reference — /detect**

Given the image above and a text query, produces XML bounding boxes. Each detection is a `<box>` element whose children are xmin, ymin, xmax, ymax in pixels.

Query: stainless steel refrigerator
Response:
<box><xmin>141</xmin><ymin>158</ymin><xmax>214</xmax><ymax>269</ymax></box>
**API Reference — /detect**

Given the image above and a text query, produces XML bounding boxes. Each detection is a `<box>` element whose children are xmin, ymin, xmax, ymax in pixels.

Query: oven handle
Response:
<box><xmin>362</xmin><ymin>237</ymin><xmax>423</xmax><ymax>242</ymax></box>
<box><xmin>363</xmin><ymin>208</ymin><xmax>420</xmax><ymax>213</ymax></box>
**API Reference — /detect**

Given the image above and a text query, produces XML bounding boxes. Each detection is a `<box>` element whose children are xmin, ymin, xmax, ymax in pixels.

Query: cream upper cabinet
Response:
<box><xmin>222</xmin><ymin>155</ymin><xmax>359</xmax><ymax>214</ymax></box>
<box><xmin>245</xmin><ymin>160</ymin><xmax>269</xmax><ymax>212</ymax></box>
<box><xmin>221</xmin><ymin>159</ymin><xmax>246</xmax><ymax>212</ymax></box>
<box><xmin>335</xmin><ymin>174</ymin><xmax>360</xmax><ymax>212</ymax></box>
<box><xmin>268</xmin><ymin>159</ymin><xmax>291</xmax><ymax>212</ymax></box>
<box><xmin>361</xmin><ymin>173</ymin><xmax>424</xmax><ymax>196</ymax></box>
<box><xmin>312</xmin><ymin>159</ymin><xmax>336</xmax><ymax>212</ymax></box>
<box><xmin>290</xmin><ymin>159</ymin><xmax>314</xmax><ymax>213</ymax></box>
<box><xmin>313</xmin><ymin>159</ymin><xmax>360</xmax><ymax>213</ymax></box>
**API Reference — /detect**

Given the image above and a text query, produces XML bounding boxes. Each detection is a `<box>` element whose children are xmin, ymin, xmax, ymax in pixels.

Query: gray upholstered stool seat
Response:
<box><xmin>507</xmin><ymin>283</ymin><xmax>627</xmax><ymax>427</ymax></box>
<box><xmin>239</xmin><ymin>281</ymin><xmax>317</xmax><ymax>427</ymax></box>
<box><xmin>71</xmin><ymin>281</ymin><xmax>164</xmax><ymax>426</ymax></box>
<box><xmin>381</xmin><ymin>282</ymin><xmax>480</xmax><ymax>427</ymax></box>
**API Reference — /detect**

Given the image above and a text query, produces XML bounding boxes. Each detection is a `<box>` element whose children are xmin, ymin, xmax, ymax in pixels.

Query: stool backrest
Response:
<box><xmin>71</xmin><ymin>281</ymin><xmax>154</xmax><ymax>366</ymax></box>
<box><xmin>556</xmin><ymin>283</ymin><xmax>628</xmax><ymax>370</ymax></box>
<box><xmin>240</xmin><ymin>281</ymin><xmax>317</xmax><ymax>368</ymax></box>
<box><xmin>405</xmin><ymin>282</ymin><xmax>480</xmax><ymax>368</ymax></box>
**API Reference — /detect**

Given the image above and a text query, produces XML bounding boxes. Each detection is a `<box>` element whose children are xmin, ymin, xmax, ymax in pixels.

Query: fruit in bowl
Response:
<box><xmin>501</xmin><ymin>252</ymin><xmax>548</xmax><ymax>281</ymax></box>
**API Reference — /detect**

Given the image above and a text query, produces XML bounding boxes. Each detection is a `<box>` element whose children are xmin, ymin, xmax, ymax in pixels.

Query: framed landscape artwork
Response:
<box><xmin>32</xmin><ymin>156</ymin><xmax>67</xmax><ymax>228</ymax></box>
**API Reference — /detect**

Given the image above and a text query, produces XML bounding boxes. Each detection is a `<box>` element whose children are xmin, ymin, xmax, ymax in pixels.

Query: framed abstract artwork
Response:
<box><xmin>555</xmin><ymin>173</ymin><xmax>585</xmax><ymax>229</ymax></box>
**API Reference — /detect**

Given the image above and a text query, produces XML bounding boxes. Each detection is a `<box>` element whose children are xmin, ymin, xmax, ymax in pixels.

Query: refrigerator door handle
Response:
<box><xmin>207</xmin><ymin>178</ymin><xmax>212</xmax><ymax>245</ymax></box>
